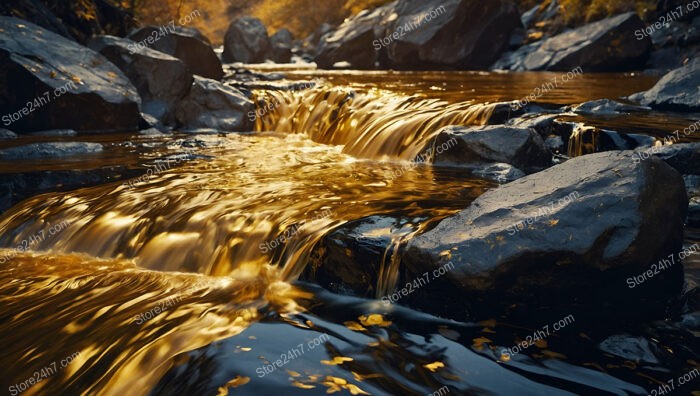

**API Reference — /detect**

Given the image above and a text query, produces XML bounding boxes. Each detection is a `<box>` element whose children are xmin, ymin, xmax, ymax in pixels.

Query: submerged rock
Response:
<box><xmin>222</xmin><ymin>17</ymin><xmax>270</xmax><ymax>63</ymax></box>
<box><xmin>629</xmin><ymin>58</ymin><xmax>700</xmax><ymax>111</ymax></box>
<box><xmin>423</xmin><ymin>125</ymin><xmax>551</xmax><ymax>173</ymax></box>
<box><xmin>175</xmin><ymin>76</ymin><xmax>254</xmax><ymax>131</ymax></box>
<box><xmin>494</xmin><ymin>12</ymin><xmax>651</xmax><ymax>71</ymax></box>
<box><xmin>0</xmin><ymin>17</ymin><xmax>141</xmax><ymax>133</ymax></box>
<box><xmin>128</xmin><ymin>26</ymin><xmax>224</xmax><ymax>80</ymax></box>
<box><xmin>402</xmin><ymin>151</ymin><xmax>686</xmax><ymax>322</ymax></box>
<box><xmin>89</xmin><ymin>35</ymin><xmax>193</xmax><ymax>123</ymax></box>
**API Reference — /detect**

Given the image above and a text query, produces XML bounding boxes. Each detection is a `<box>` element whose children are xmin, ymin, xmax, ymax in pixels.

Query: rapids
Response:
<box><xmin>1</xmin><ymin>70</ymin><xmax>698</xmax><ymax>395</ymax></box>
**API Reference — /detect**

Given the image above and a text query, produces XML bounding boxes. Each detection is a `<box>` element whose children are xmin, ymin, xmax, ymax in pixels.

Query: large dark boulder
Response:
<box><xmin>402</xmin><ymin>151</ymin><xmax>687</xmax><ymax>322</ymax></box>
<box><xmin>88</xmin><ymin>35</ymin><xmax>192</xmax><ymax>123</ymax></box>
<box><xmin>423</xmin><ymin>125</ymin><xmax>552</xmax><ymax>173</ymax></box>
<box><xmin>268</xmin><ymin>28</ymin><xmax>293</xmax><ymax>63</ymax></box>
<box><xmin>629</xmin><ymin>58</ymin><xmax>700</xmax><ymax>111</ymax></box>
<box><xmin>315</xmin><ymin>4</ymin><xmax>395</xmax><ymax>69</ymax></box>
<box><xmin>494</xmin><ymin>12</ymin><xmax>652</xmax><ymax>71</ymax></box>
<box><xmin>0</xmin><ymin>17</ymin><xmax>141</xmax><ymax>133</ymax></box>
<box><xmin>222</xmin><ymin>17</ymin><xmax>270</xmax><ymax>63</ymax></box>
<box><xmin>0</xmin><ymin>0</ymin><xmax>136</xmax><ymax>44</ymax></box>
<box><xmin>175</xmin><ymin>76</ymin><xmax>254</xmax><ymax>131</ymax></box>
<box><xmin>128</xmin><ymin>26</ymin><xmax>224</xmax><ymax>80</ymax></box>
<box><xmin>383</xmin><ymin>0</ymin><xmax>521</xmax><ymax>69</ymax></box>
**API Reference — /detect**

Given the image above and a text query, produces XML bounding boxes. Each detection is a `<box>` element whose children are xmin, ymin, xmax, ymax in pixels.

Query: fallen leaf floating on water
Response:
<box><xmin>423</xmin><ymin>361</ymin><xmax>445</xmax><ymax>372</ymax></box>
<box><xmin>472</xmin><ymin>337</ymin><xmax>492</xmax><ymax>349</ymax></box>
<box><xmin>358</xmin><ymin>314</ymin><xmax>392</xmax><ymax>327</ymax></box>
<box><xmin>344</xmin><ymin>321</ymin><xmax>367</xmax><ymax>331</ymax></box>
<box><xmin>287</xmin><ymin>370</ymin><xmax>302</xmax><ymax>377</ymax></box>
<box><xmin>321</xmin><ymin>356</ymin><xmax>354</xmax><ymax>365</ymax></box>
<box><xmin>321</xmin><ymin>376</ymin><xmax>370</xmax><ymax>395</ymax></box>
<box><xmin>291</xmin><ymin>381</ymin><xmax>315</xmax><ymax>389</ymax></box>
<box><xmin>217</xmin><ymin>376</ymin><xmax>251</xmax><ymax>395</ymax></box>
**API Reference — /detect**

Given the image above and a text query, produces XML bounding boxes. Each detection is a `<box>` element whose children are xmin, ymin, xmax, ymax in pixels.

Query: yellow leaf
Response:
<box><xmin>344</xmin><ymin>321</ymin><xmax>367</xmax><ymax>331</ymax></box>
<box><xmin>345</xmin><ymin>384</ymin><xmax>370</xmax><ymax>395</ymax></box>
<box><xmin>359</xmin><ymin>314</ymin><xmax>391</xmax><ymax>327</ymax></box>
<box><xmin>291</xmin><ymin>381</ymin><xmax>315</xmax><ymax>389</ymax></box>
<box><xmin>423</xmin><ymin>361</ymin><xmax>445</xmax><ymax>372</ymax></box>
<box><xmin>321</xmin><ymin>356</ymin><xmax>354</xmax><ymax>366</ymax></box>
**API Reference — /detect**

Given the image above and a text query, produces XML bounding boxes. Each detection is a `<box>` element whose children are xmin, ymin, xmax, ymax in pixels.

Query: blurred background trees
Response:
<box><xmin>128</xmin><ymin>0</ymin><xmax>657</xmax><ymax>45</ymax></box>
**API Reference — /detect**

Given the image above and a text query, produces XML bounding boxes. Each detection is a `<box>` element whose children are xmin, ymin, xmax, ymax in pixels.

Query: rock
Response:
<box><xmin>572</xmin><ymin>99</ymin><xmax>651</xmax><ymax>115</ymax></box>
<box><xmin>506</xmin><ymin>113</ymin><xmax>573</xmax><ymax>139</ymax></box>
<box><xmin>684</xmin><ymin>175</ymin><xmax>700</xmax><ymax>226</ymax></box>
<box><xmin>493</xmin><ymin>12</ymin><xmax>652</xmax><ymax>71</ymax></box>
<box><xmin>269</xmin><ymin>28</ymin><xmax>293</xmax><ymax>63</ymax></box>
<box><xmin>25</xmin><ymin>129</ymin><xmax>77</xmax><ymax>137</ymax></box>
<box><xmin>303</xmin><ymin>215</ymin><xmax>421</xmax><ymax>297</ymax></box>
<box><xmin>128</xmin><ymin>26</ymin><xmax>224</xmax><ymax>80</ymax></box>
<box><xmin>88</xmin><ymin>35</ymin><xmax>193</xmax><ymax>123</ymax></box>
<box><xmin>599</xmin><ymin>335</ymin><xmax>659</xmax><ymax>364</ymax></box>
<box><xmin>423</xmin><ymin>125</ymin><xmax>552</xmax><ymax>173</ymax></box>
<box><xmin>222</xmin><ymin>17</ymin><xmax>270</xmax><ymax>63</ymax></box>
<box><xmin>402</xmin><ymin>151</ymin><xmax>687</xmax><ymax>322</ymax></box>
<box><xmin>469</xmin><ymin>162</ymin><xmax>526</xmax><ymax>183</ymax></box>
<box><xmin>629</xmin><ymin>58</ymin><xmax>700</xmax><ymax>111</ymax></box>
<box><xmin>175</xmin><ymin>76</ymin><xmax>254</xmax><ymax>131</ymax></box>
<box><xmin>0</xmin><ymin>165</ymin><xmax>142</xmax><ymax>215</ymax></box>
<box><xmin>0</xmin><ymin>17</ymin><xmax>141</xmax><ymax>133</ymax></box>
<box><xmin>0</xmin><ymin>142</ymin><xmax>103</xmax><ymax>159</ymax></box>
<box><xmin>0</xmin><ymin>0</ymin><xmax>136</xmax><ymax>44</ymax></box>
<box><xmin>315</xmin><ymin>4</ymin><xmax>394</xmax><ymax>69</ymax></box>
<box><xmin>544</xmin><ymin>136</ymin><xmax>565</xmax><ymax>154</ymax></box>
<box><xmin>646</xmin><ymin>142</ymin><xmax>700</xmax><ymax>175</ymax></box>
<box><xmin>598</xmin><ymin>130</ymin><xmax>656</xmax><ymax>151</ymax></box>
<box><xmin>383</xmin><ymin>0</ymin><xmax>521</xmax><ymax>69</ymax></box>
<box><xmin>0</xmin><ymin>128</ymin><xmax>17</xmax><ymax>139</ymax></box>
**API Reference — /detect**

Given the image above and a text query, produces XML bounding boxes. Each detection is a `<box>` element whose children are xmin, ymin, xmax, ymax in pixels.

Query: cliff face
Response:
<box><xmin>0</xmin><ymin>0</ymin><xmax>135</xmax><ymax>43</ymax></box>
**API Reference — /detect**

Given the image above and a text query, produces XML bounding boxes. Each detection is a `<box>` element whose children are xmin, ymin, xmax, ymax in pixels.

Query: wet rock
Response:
<box><xmin>648</xmin><ymin>142</ymin><xmax>700</xmax><ymax>175</ymax></box>
<box><xmin>630</xmin><ymin>58</ymin><xmax>700</xmax><ymax>111</ymax></box>
<box><xmin>128</xmin><ymin>26</ymin><xmax>224</xmax><ymax>81</ymax></box>
<box><xmin>599</xmin><ymin>130</ymin><xmax>657</xmax><ymax>151</ymax></box>
<box><xmin>403</xmin><ymin>151</ymin><xmax>687</xmax><ymax>322</ymax></box>
<box><xmin>25</xmin><ymin>129</ymin><xmax>77</xmax><ymax>137</ymax></box>
<box><xmin>684</xmin><ymin>175</ymin><xmax>700</xmax><ymax>226</ymax></box>
<box><xmin>303</xmin><ymin>215</ymin><xmax>420</xmax><ymax>297</ymax></box>
<box><xmin>544</xmin><ymin>136</ymin><xmax>565</xmax><ymax>154</ymax></box>
<box><xmin>506</xmin><ymin>113</ymin><xmax>573</xmax><ymax>139</ymax></box>
<box><xmin>0</xmin><ymin>128</ymin><xmax>16</xmax><ymax>139</ymax></box>
<box><xmin>0</xmin><ymin>165</ymin><xmax>142</xmax><ymax>215</ymax></box>
<box><xmin>175</xmin><ymin>76</ymin><xmax>254</xmax><ymax>131</ymax></box>
<box><xmin>0</xmin><ymin>142</ymin><xmax>103</xmax><ymax>159</ymax></box>
<box><xmin>469</xmin><ymin>162</ymin><xmax>525</xmax><ymax>183</ymax></box>
<box><xmin>424</xmin><ymin>125</ymin><xmax>552</xmax><ymax>173</ymax></box>
<box><xmin>383</xmin><ymin>0</ymin><xmax>521</xmax><ymax>69</ymax></box>
<box><xmin>222</xmin><ymin>17</ymin><xmax>270</xmax><ymax>63</ymax></box>
<box><xmin>493</xmin><ymin>12</ymin><xmax>651</xmax><ymax>71</ymax></box>
<box><xmin>88</xmin><ymin>35</ymin><xmax>193</xmax><ymax>123</ymax></box>
<box><xmin>269</xmin><ymin>28</ymin><xmax>293</xmax><ymax>63</ymax></box>
<box><xmin>0</xmin><ymin>17</ymin><xmax>141</xmax><ymax>133</ymax></box>
<box><xmin>572</xmin><ymin>99</ymin><xmax>651</xmax><ymax>115</ymax></box>
<box><xmin>598</xmin><ymin>335</ymin><xmax>659</xmax><ymax>364</ymax></box>
<box><xmin>315</xmin><ymin>4</ymin><xmax>394</xmax><ymax>69</ymax></box>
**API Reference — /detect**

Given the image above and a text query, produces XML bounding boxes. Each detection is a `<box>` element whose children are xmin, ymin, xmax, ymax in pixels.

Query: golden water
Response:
<box><xmin>1</xmin><ymin>70</ymin><xmax>696</xmax><ymax>395</ymax></box>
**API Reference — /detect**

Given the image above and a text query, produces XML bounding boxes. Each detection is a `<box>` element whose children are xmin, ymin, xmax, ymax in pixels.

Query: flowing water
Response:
<box><xmin>0</xmin><ymin>70</ymin><xmax>699</xmax><ymax>395</ymax></box>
